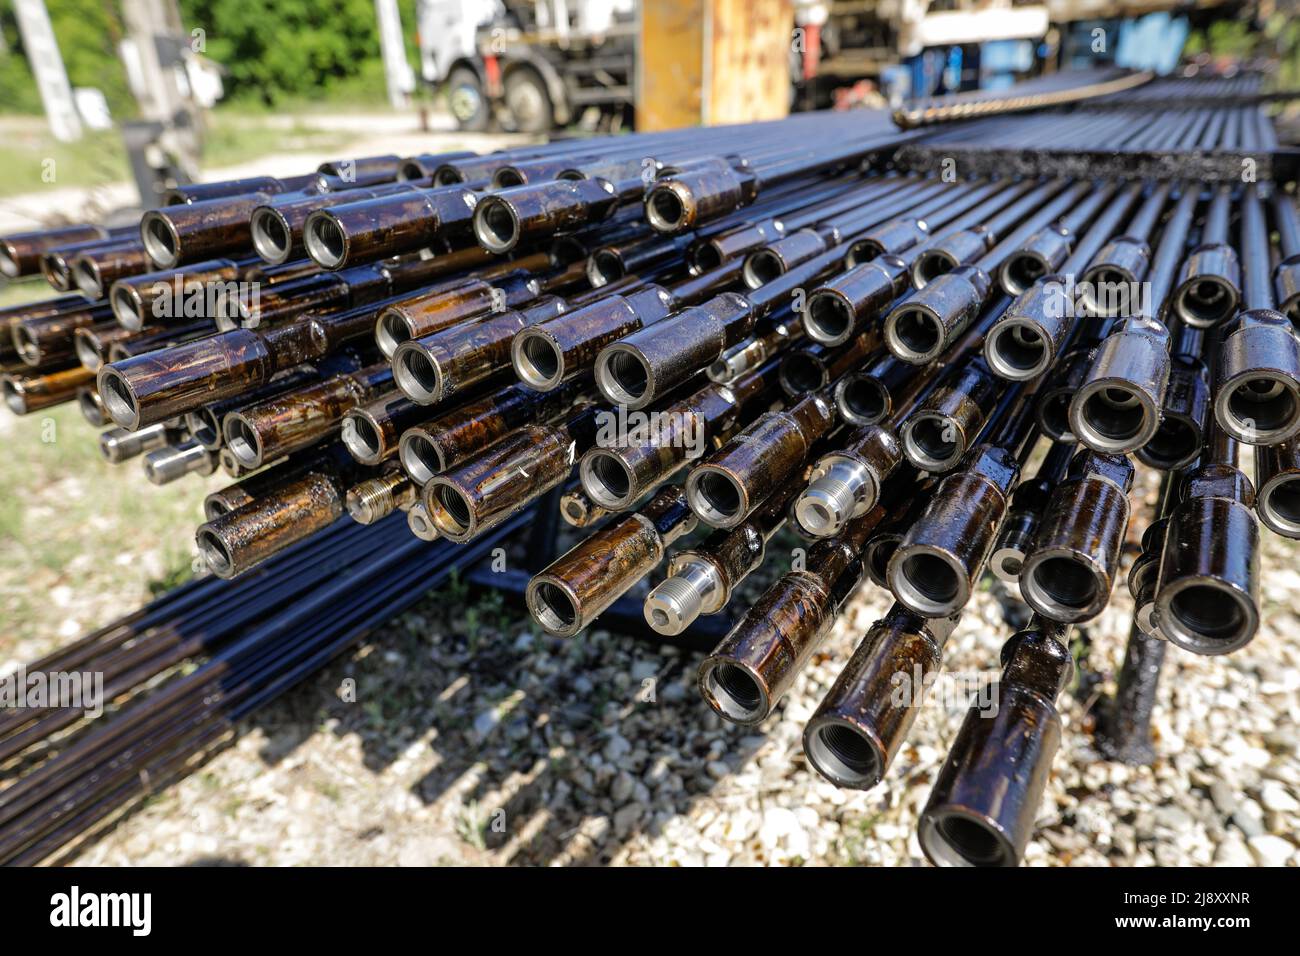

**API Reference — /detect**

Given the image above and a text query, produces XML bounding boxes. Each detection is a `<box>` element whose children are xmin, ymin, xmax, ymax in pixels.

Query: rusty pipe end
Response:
<box><xmin>686</xmin><ymin>464</ymin><xmax>749</xmax><ymax>529</ymax></box>
<box><xmin>887</xmin><ymin>543</ymin><xmax>970</xmax><ymax>618</ymax></box>
<box><xmin>579</xmin><ymin>448</ymin><xmax>639</xmax><ymax>511</ymax></box>
<box><xmin>835</xmin><ymin>374</ymin><xmax>889</xmax><ymax>426</ymax></box>
<box><xmin>511</xmin><ymin>328</ymin><xmax>566</xmax><ymax>390</ymax></box>
<box><xmin>594</xmin><ymin>343</ymin><xmax>657</xmax><ymax>410</ymax></box>
<box><xmin>471</xmin><ymin>195</ymin><xmax>521</xmax><ymax>254</ymax></box>
<box><xmin>71</xmin><ymin>255</ymin><xmax>105</xmax><ymax>300</ymax></box>
<box><xmin>526</xmin><ymin>574</ymin><xmax>585</xmax><ymax>638</ymax></box>
<box><xmin>1070</xmin><ymin>380</ymin><xmax>1160</xmax><ymax>455</ymax></box>
<box><xmin>302</xmin><ymin>209</ymin><xmax>350</xmax><ymax>269</ymax></box>
<box><xmin>110</xmin><ymin>282</ymin><xmax>147</xmax><ymax>332</ymax></box>
<box><xmin>984</xmin><ymin>318</ymin><xmax>1052</xmax><ymax>381</ymax></box>
<box><xmin>340</xmin><ymin>407</ymin><xmax>390</xmax><ymax>465</ymax></box>
<box><xmin>644</xmin><ymin>180</ymin><xmax>696</xmax><ymax>233</ymax></box>
<box><xmin>250</xmin><ymin>205</ymin><xmax>295</xmax><ymax>265</ymax></box>
<box><xmin>139</xmin><ymin>210</ymin><xmax>183</xmax><ymax>269</ymax></box>
<box><xmin>698</xmin><ymin>656</ymin><xmax>771</xmax><ymax>725</ymax></box>
<box><xmin>1258</xmin><ymin>469</ymin><xmax>1300</xmax><ymax>539</ymax></box>
<box><xmin>223</xmin><ymin>413</ymin><xmax>266</xmax><ymax>470</ymax></box>
<box><xmin>96</xmin><ymin>365</ymin><xmax>143</xmax><ymax>430</ymax></box>
<box><xmin>884</xmin><ymin>302</ymin><xmax>946</xmax><ymax>365</ymax></box>
<box><xmin>1019</xmin><ymin>548</ymin><xmax>1111</xmax><ymax>623</ymax></box>
<box><xmin>391</xmin><ymin>341</ymin><xmax>444</xmax><ymax>405</ymax></box>
<box><xmin>1156</xmin><ymin>576</ymin><xmax>1259</xmax><ymax>656</ymax></box>
<box><xmin>990</xmin><ymin>510</ymin><xmax>1037</xmax><ymax>584</ymax></box>
<box><xmin>398</xmin><ymin>429</ymin><xmax>443</xmax><ymax>486</ymax></box>
<box><xmin>804</xmin><ymin>716</ymin><xmax>887</xmax><ymax>790</ymax></box>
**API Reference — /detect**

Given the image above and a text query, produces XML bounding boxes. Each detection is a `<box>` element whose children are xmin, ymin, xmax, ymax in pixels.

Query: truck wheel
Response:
<box><xmin>504</xmin><ymin>68</ymin><xmax>554</xmax><ymax>133</ymax></box>
<box><xmin>447</xmin><ymin>66</ymin><xmax>489</xmax><ymax>132</ymax></box>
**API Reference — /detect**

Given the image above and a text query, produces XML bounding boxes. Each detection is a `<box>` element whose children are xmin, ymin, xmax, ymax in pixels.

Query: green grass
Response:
<box><xmin>0</xmin><ymin>107</ymin><xmax>361</xmax><ymax>198</ymax></box>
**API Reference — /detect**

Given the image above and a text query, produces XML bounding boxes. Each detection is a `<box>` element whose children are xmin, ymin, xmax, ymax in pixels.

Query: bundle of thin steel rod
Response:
<box><xmin>0</xmin><ymin>507</ymin><xmax>531</xmax><ymax>865</ymax></box>
<box><xmin>3</xmin><ymin>67</ymin><xmax>1299</xmax><ymax>867</ymax></box>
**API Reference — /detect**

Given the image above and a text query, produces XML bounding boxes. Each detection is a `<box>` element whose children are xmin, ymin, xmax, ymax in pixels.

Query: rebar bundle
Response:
<box><xmin>3</xmin><ymin>68</ymin><xmax>1299</xmax><ymax>867</ymax></box>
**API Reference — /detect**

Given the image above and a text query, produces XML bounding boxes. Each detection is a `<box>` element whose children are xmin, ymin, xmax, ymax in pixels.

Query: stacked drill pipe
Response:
<box><xmin>0</xmin><ymin>507</ymin><xmax>531</xmax><ymax>865</ymax></box>
<box><xmin>4</xmin><ymin>81</ymin><xmax>1300</xmax><ymax>868</ymax></box>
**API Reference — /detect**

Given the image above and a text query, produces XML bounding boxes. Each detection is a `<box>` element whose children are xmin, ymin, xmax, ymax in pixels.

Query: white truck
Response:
<box><xmin>414</xmin><ymin>0</ymin><xmax>637</xmax><ymax>132</ymax></box>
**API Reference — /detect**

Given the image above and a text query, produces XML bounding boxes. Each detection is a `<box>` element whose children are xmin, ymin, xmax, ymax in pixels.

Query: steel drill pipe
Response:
<box><xmin>200</xmin><ymin>444</ymin><xmax>355</xmax><ymax>518</ymax></box>
<box><xmin>139</xmin><ymin>192</ymin><xmax>279</xmax><ymax>269</ymax></box>
<box><xmin>911</xmin><ymin>179</ymin><xmax>1076</xmax><ymax>288</ymax></box>
<box><xmin>697</xmin><ymin>505</ymin><xmax>881</xmax><ymax>725</ymax></box>
<box><xmin>833</xmin><ymin>348</ymin><xmax>925</xmax><ymax>426</ymax></box>
<box><xmin>580</xmin><ymin>359</ymin><xmax>778</xmax><ymax>511</ymax></box>
<box><xmin>232</xmin><ymin>255</ymin><xmax>459</xmax><ymax>331</ymax></box>
<box><xmin>527</xmin><ymin>485</ymin><xmax>697</xmax><ymax>638</ymax></box>
<box><xmin>223</xmin><ymin>362</ymin><xmax>393</xmax><ymax>469</ymax></box>
<box><xmin>990</xmin><ymin>440</ymin><xmax>1075</xmax><ymax>585</ymax></box>
<box><xmin>68</xmin><ymin>240</ymin><xmax>152</xmax><ymax>301</ymax></box>
<box><xmin>1129</xmin><ymin>477</ymin><xmax>1181</xmax><ymax>637</ymax></box>
<box><xmin>142</xmin><ymin>440</ymin><xmax>219</xmax><ymax>485</ymax></box>
<box><xmin>1077</xmin><ymin>183</ymin><xmax>1171</xmax><ymax>317</ymax></box>
<box><xmin>1137</xmin><ymin>345</ymin><xmax>1210</xmax><ymax>471</ymax></box>
<box><xmin>863</xmin><ymin>476</ymin><xmax>936</xmax><ymax>588</ymax></box>
<box><xmin>1019</xmin><ymin>450</ymin><xmax>1133</xmax><ymax>622</ymax></box>
<box><xmin>1068</xmin><ymin>316</ymin><xmax>1171</xmax><ymax>454</ymax></box>
<box><xmin>1255</xmin><ymin>439</ymin><xmax>1300</xmax><ymax>538</ymax></box>
<box><xmin>738</xmin><ymin>180</ymin><xmax>947</xmax><ymax>288</ymax></box>
<box><xmin>391</xmin><ymin>284</ymin><xmax>593</xmax><ymax>405</ymax></box>
<box><xmin>918</xmin><ymin>621</ymin><xmax>1072</xmax><ymax>867</ymax></box>
<box><xmin>251</xmin><ymin>183</ymin><xmax>434</xmax><ymax>265</ymax></box>
<box><xmin>39</xmin><ymin>230</ymin><xmax>138</xmax><ymax>291</ymax></box>
<box><xmin>96</xmin><ymin>287</ymin><xmax>400</xmax><ymax>429</ymax></box>
<box><xmin>901</xmin><ymin>359</ymin><xmax>1004</xmax><ymax>472</ymax></box>
<box><xmin>644</xmin><ymin>486</ymin><xmax>794</xmax><ymax>636</ymax></box>
<box><xmin>196</xmin><ymin>467</ymin><xmax>365</xmax><ymax>578</ymax></box>
<box><xmin>109</xmin><ymin>258</ymin><xmax>289</xmax><ymax>330</ymax></box>
<box><xmin>1034</xmin><ymin>319</ymin><xmax>1118</xmax><ymax>441</ymax></box>
<box><xmin>184</xmin><ymin>363</ymin><xmax>333</xmax><ymax>451</ymax></box>
<box><xmin>887</xmin><ymin>392</ymin><xmax>1038</xmax><ymax>618</ymax></box>
<box><xmin>997</xmin><ymin>183</ymin><xmax>1118</xmax><ymax>296</ymax></box>
<box><xmin>398</xmin><ymin>380</ymin><xmax>587</xmax><ymax>484</ymax></box>
<box><xmin>1154</xmin><ymin>454</ymin><xmax>1261</xmax><ymax>654</ymax></box>
<box><xmin>423</xmin><ymin>405</ymin><xmax>600</xmax><ymax>543</ymax></box>
<box><xmin>339</xmin><ymin>391</ymin><xmax>427</xmax><ymax>465</ymax></box>
<box><xmin>778</xmin><ymin>333</ymin><xmax>875</xmax><ymax>398</ymax></box>
<box><xmin>1214</xmin><ymin>309</ymin><xmax>1300</xmax><ymax>445</ymax></box>
<box><xmin>0</xmin><ymin>224</ymin><xmax>109</xmax><ymax>278</ymax></box>
<box><xmin>301</xmin><ymin>184</ymin><xmax>479</xmax><ymax>270</ymax></box>
<box><xmin>883</xmin><ymin>265</ymin><xmax>993</xmax><ymax>364</ymax></box>
<box><xmin>98</xmin><ymin>423</ymin><xmax>172</xmax><ymax>463</ymax></box>
<box><xmin>162</xmin><ymin>172</ymin><xmax>321</xmax><ymax>205</ymax></box>
<box><xmin>375</xmin><ymin>256</ymin><xmax>577</xmax><ymax>357</ymax></box>
<box><xmin>685</xmin><ymin>392</ymin><xmax>835</xmax><ymax>529</ymax></box>
<box><xmin>346</xmin><ymin>469</ymin><xmax>417</xmax><ymax>525</ymax></box>
<box><xmin>804</xmin><ymin>605</ymin><xmax>961</xmax><ymax>789</ymax></box>
<box><xmin>644</xmin><ymin>126</ymin><xmax>914</xmax><ymax>234</ymax></box>
<box><xmin>72</xmin><ymin>322</ymin><xmax>146</xmax><ymax>372</ymax></box>
<box><xmin>559</xmin><ymin>488</ymin><xmax>612</xmax><ymax>528</ymax></box>
<box><xmin>708</xmin><ymin>314</ymin><xmax>803</xmax><ymax>383</ymax></box>
<box><xmin>12</xmin><ymin>303</ymin><xmax>114</xmax><ymax>367</ymax></box>
<box><xmin>1271</xmin><ymin>188</ymin><xmax>1300</xmax><ymax>326</ymax></box>
<box><xmin>1</xmin><ymin>365</ymin><xmax>94</xmax><ymax>414</ymax></box>
<box><xmin>796</xmin><ymin>421</ymin><xmax>909</xmax><ymax>538</ymax></box>
<box><xmin>78</xmin><ymin>385</ymin><xmax>107</xmax><ymax>426</ymax></box>
<box><xmin>802</xmin><ymin>257</ymin><xmax>910</xmax><ymax>347</ymax></box>
<box><xmin>1</xmin><ymin>294</ymin><xmax>100</xmax><ymax>362</ymax></box>
<box><xmin>982</xmin><ymin>277</ymin><xmax>1074</xmax><ymax>381</ymax></box>
<box><xmin>588</xmin><ymin>230</ymin><xmax>694</xmax><ymax>287</ymax></box>
<box><xmin>1171</xmin><ymin>185</ymin><xmax>1240</xmax><ymax>328</ymax></box>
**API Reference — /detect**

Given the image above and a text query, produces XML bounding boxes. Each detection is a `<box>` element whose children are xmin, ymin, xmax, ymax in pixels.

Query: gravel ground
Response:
<box><xmin>14</xmin><ymin>507</ymin><xmax>1292</xmax><ymax>868</ymax></box>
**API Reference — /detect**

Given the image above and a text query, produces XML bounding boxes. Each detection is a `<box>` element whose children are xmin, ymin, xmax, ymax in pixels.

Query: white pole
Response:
<box><xmin>374</xmin><ymin>0</ymin><xmax>414</xmax><ymax>110</ymax></box>
<box><xmin>12</xmin><ymin>0</ymin><xmax>82</xmax><ymax>142</ymax></box>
